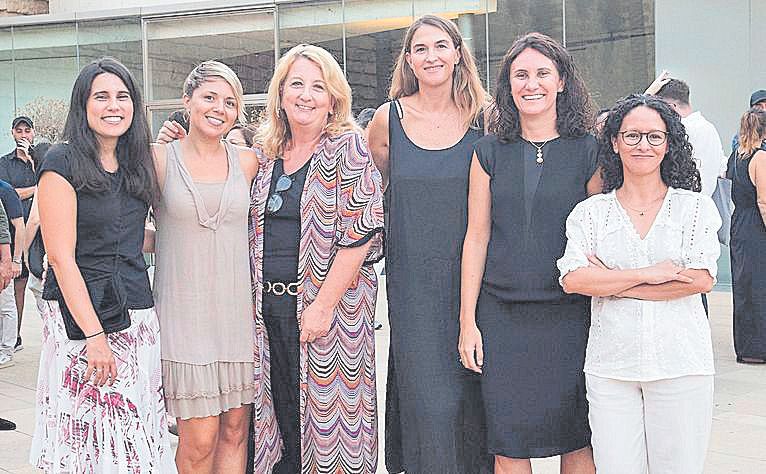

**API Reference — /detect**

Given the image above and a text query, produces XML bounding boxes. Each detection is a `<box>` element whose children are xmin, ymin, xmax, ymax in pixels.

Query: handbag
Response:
<box><xmin>711</xmin><ymin>176</ymin><xmax>734</xmax><ymax>246</ymax></box>
<box><xmin>27</xmin><ymin>230</ymin><xmax>44</xmax><ymax>279</ymax></box>
<box><xmin>58</xmin><ymin>180</ymin><xmax>130</xmax><ymax>340</ymax></box>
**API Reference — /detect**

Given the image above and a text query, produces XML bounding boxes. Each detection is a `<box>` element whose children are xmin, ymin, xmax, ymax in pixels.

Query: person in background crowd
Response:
<box><xmin>167</xmin><ymin>108</ymin><xmax>190</xmax><ymax>134</ymax></box>
<box><xmin>152</xmin><ymin>61</ymin><xmax>259</xmax><ymax>474</ymax></box>
<box><xmin>729</xmin><ymin>107</ymin><xmax>766</xmax><ymax>364</ymax></box>
<box><xmin>225</xmin><ymin>122</ymin><xmax>256</xmax><ymax>147</ymax></box>
<box><xmin>0</xmin><ymin>116</ymin><xmax>36</xmax><ymax>352</ymax></box>
<box><xmin>23</xmin><ymin>142</ymin><xmax>51</xmax><ymax>318</ymax></box>
<box><xmin>654</xmin><ymin>79</ymin><xmax>727</xmax><ymax>197</ymax></box>
<box><xmin>29</xmin><ymin>57</ymin><xmax>174</xmax><ymax>472</ymax></box>
<box><xmin>460</xmin><ymin>32</ymin><xmax>599</xmax><ymax>473</ymax></box>
<box><xmin>732</xmin><ymin>90</ymin><xmax>766</xmax><ymax>152</ymax></box>
<box><xmin>367</xmin><ymin>15</ymin><xmax>494</xmax><ymax>474</ymax></box>
<box><xmin>559</xmin><ymin>94</ymin><xmax>719</xmax><ymax>474</ymax></box>
<box><xmin>0</xmin><ymin>199</ymin><xmax>15</xmax><ymax>370</ymax></box>
<box><xmin>0</xmin><ymin>178</ymin><xmax>24</xmax><ymax>369</ymax></box>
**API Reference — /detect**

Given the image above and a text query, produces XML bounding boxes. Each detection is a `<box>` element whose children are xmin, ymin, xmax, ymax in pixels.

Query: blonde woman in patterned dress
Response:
<box><xmin>249</xmin><ymin>44</ymin><xmax>384</xmax><ymax>473</ymax></box>
<box><xmin>30</xmin><ymin>57</ymin><xmax>174</xmax><ymax>472</ymax></box>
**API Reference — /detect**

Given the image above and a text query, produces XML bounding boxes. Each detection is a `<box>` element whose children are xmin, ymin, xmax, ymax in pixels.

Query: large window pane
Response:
<box><xmin>77</xmin><ymin>18</ymin><xmax>144</xmax><ymax>91</ymax></box>
<box><xmin>565</xmin><ymin>0</ymin><xmax>655</xmax><ymax>110</ymax></box>
<box><xmin>344</xmin><ymin>0</ymin><xmax>412</xmax><ymax>112</ymax></box>
<box><xmin>146</xmin><ymin>11</ymin><xmax>275</xmax><ymax>101</ymax></box>
<box><xmin>12</xmin><ymin>23</ymin><xmax>78</xmax><ymax>145</ymax></box>
<box><xmin>486</xmin><ymin>0</ymin><xmax>563</xmax><ymax>93</ymax></box>
<box><xmin>278</xmin><ymin>2</ymin><xmax>343</xmax><ymax>70</ymax></box>
<box><xmin>0</xmin><ymin>28</ymin><xmax>14</xmax><ymax>152</ymax></box>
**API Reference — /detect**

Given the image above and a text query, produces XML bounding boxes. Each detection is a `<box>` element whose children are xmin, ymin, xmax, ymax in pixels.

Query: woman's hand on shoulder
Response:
<box><xmin>155</xmin><ymin>120</ymin><xmax>186</xmax><ymax>144</ymax></box>
<box><xmin>235</xmin><ymin>145</ymin><xmax>260</xmax><ymax>183</ymax></box>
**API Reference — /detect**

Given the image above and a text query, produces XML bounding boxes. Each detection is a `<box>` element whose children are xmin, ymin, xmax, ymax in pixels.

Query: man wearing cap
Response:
<box><xmin>732</xmin><ymin>90</ymin><xmax>766</xmax><ymax>151</ymax></box>
<box><xmin>0</xmin><ymin>116</ymin><xmax>36</xmax><ymax>352</ymax></box>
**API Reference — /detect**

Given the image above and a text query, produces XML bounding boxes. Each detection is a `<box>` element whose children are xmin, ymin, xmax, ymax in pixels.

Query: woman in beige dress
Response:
<box><xmin>150</xmin><ymin>61</ymin><xmax>259</xmax><ymax>473</ymax></box>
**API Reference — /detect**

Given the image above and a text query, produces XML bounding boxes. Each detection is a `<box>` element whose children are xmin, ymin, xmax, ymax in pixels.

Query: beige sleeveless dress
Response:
<box><xmin>154</xmin><ymin>140</ymin><xmax>255</xmax><ymax>419</ymax></box>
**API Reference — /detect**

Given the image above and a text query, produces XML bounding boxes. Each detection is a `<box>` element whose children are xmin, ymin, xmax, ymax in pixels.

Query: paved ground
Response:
<box><xmin>1</xmin><ymin>287</ymin><xmax>764</xmax><ymax>473</ymax></box>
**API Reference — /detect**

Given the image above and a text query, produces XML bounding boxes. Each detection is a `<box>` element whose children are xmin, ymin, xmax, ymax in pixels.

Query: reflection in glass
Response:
<box><xmin>0</xmin><ymin>28</ymin><xmax>14</xmax><ymax>151</ymax></box>
<box><xmin>278</xmin><ymin>2</ymin><xmax>343</xmax><ymax>70</ymax></box>
<box><xmin>77</xmin><ymin>18</ymin><xmax>144</xmax><ymax>91</ymax></box>
<box><xmin>564</xmin><ymin>0</ymin><xmax>655</xmax><ymax>110</ymax></box>
<box><xmin>146</xmin><ymin>11</ymin><xmax>275</xmax><ymax>101</ymax></box>
<box><xmin>486</xmin><ymin>0</ymin><xmax>563</xmax><ymax>92</ymax></box>
<box><xmin>10</xmin><ymin>23</ymin><xmax>78</xmax><ymax>150</ymax></box>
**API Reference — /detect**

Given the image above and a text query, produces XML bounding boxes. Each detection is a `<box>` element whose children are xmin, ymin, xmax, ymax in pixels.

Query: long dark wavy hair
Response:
<box><xmin>61</xmin><ymin>57</ymin><xmax>155</xmax><ymax>203</ymax></box>
<box><xmin>599</xmin><ymin>94</ymin><xmax>700</xmax><ymax>193</ymax></box>
<box><xmin>490</xmin><ymin>32</ymin><xmax>593</xmax><ymax>142</ymax></box>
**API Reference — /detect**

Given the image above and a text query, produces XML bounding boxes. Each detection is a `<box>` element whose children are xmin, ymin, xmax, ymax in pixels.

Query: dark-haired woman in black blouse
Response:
<box><xmin>29</xmin><ymin>57</ymin><xmax>174</xmax><ymax>472</ymax></box>
<box><xmin>459</xmin><ymin>33</ymin><xmax>599</xmax><ymax>473</ymax></box>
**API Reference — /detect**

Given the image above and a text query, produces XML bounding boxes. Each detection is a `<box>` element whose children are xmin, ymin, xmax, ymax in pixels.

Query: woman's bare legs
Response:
<box><xmin>494</xmin><ymin>446</ymin><xmax>594</xmax><ymax>474</ymax></box>
<box><xmin>176</xmin><ymin>416</ymin><xmax>220</xmax><ymax>474</ymax></box>
<box><xmin>212</xmin><ymin>405</ymin><xmax>252</xmax><ymax>473</ymax></box>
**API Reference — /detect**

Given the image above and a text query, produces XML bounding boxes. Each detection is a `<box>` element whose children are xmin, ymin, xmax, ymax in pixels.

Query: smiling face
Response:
<box><xmin>86</xmin><ymin>72</ymin><xmax>134</xmax><ymax>146</ymax></box>
<box><xmin>405</xmin><ymin>24</ymin><xmax>460</xmax><ymax>89</ymax></box>
<box><xmin>184</xmin><ymin>76</ymin><xmax>238</xmax><ymax>139</ymax></box>
<box><xmin>612</xmin><ymin>105</ymin><xmax>669</xmax><ymax>179</ymax></box>
<box><xmin>280</xmin><ymin>57</ymin><xmax>333</xmax><ymax>133</ymax></box>
<box><xmin>509</xmin><ymin>47</ymin><xmax>563</xmax><ymax>122</ymax></box>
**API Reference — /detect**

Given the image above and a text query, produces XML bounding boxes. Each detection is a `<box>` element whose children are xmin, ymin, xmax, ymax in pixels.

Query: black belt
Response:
<box><xmin>263</xmin><ymin>280</ymin><xmax>300</xmax><ymax>296</ymax></box>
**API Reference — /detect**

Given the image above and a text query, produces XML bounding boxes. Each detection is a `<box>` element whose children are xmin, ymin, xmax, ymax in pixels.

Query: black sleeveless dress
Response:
<box><xmin>384</xmin><ymin>101</ymin><xmax>493</xmax><ymax>474</ymax></box>
<box><xmin>729</xmin><ymin>146</ymin><xmax>766</xmax><ymax>360</ymax></box>
<box><xmin>474</xmin><ymin>134</ymin><xmax>596</xmax><ymax>458</ymax></box>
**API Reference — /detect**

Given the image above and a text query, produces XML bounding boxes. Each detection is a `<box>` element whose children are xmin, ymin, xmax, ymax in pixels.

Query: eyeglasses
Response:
<box><xmin>618</xmin><ymin>130</ymin><xmax>668</xmax><ymax>146</ymax></box>
<box><xmin>266</xmin><ymin>174</ymin><xmax>293</xmax><ymax>215</ymax></box>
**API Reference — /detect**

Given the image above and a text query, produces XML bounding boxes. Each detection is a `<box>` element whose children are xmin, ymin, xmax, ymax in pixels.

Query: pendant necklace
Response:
<box><xmin>620</xmin><ymin>194</ymin><xmax>665</xmax><ymax>216</ymax></box>
<box><xmin>524</xmin><ymin>138</ymin><xmax>552</xmax><ymax>164</ymax></box>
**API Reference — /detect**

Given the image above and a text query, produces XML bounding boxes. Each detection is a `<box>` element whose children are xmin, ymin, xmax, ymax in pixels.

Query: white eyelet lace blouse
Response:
<box><xmin>557</xmin><ymin>188</ymin><xmax>722</xmax><ymax>382</ymax></box>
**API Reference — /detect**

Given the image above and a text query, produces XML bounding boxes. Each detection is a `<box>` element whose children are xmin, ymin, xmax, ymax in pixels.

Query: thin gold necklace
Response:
<box><xmin>619</xmin><ymin>193</ymin><xmax>666</xmax><ymax>216</ymax></box>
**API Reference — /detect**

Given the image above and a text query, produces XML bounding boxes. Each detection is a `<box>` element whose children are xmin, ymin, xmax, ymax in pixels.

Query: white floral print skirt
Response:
<box><xmin>29</xmin><ymin>301</ymin><xmax>176</xmax><ymax>473</ymax></box>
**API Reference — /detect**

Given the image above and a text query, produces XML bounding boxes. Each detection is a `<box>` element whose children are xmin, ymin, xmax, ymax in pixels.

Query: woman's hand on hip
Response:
<box><xmin>85</xmin><ymin>334</ymin><xmax>117</xmax><ymax>386</ymax></box>
<box><xmin>459</xmin><ymin>321</ymin><xmax>484</xmax><ymax>374</ymax></box>
<box><xmin>299</xmin><ymin>302</ymin><xmax>334</xmax><ymax>344</ymax></box>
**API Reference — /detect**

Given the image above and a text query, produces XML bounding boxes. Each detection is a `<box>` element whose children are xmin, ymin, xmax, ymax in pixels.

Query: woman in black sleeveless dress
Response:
<box><xmin>729</xmin><ymin>107</ymin><xmax>766</xmax><ymax>364</ymax></box>
<box><xmin>459</xmin><ymin>33</ymin><xmax>599</xmax><ymax>473</ymax></box>
<box><xmin>368</xmin><ymin>15</ymin><xmax>493</xmax><ymax>474</ymax></box>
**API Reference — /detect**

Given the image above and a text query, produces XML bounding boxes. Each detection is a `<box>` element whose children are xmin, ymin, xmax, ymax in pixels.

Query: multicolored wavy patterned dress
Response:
<box><xmin>249</xmin><ymin>130</ymin><xmax>384</xmax><ymax>473</ymax></box>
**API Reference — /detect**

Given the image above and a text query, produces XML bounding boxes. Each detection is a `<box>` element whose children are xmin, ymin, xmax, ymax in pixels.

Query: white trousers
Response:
<box><xmin>586</xmin><ymin>373</ymin><xmax>713</xmax><ymax>474</ymax></box>
<box><xmin>0</xmin><ymin>282</ymin><xmax>18</xmax><ymax>358</ymax></box>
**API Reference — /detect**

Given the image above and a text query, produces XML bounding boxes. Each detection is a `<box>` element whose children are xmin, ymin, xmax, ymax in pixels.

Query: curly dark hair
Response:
<box><xmin>489</xmin><ymin>32</ymin><xmax>594</xmax><ymax>142</ymax></box>
<box><xmin>599</xmin><ymin>94</ymin><xmax>700</xmax><ymax>193</ymax></box>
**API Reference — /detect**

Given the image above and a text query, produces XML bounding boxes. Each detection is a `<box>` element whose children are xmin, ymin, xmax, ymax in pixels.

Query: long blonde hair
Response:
<box><xmin>183</xmin><ymin>61</ymin><xmax>245</xmax><ymax>124</ymax></box>
<box><xmin>257</xmin><ymin>44</ymin><xmax>358</xmax><ymax>158</ymax></box>
<box><xmin>389</xmin><ymin>15</ymin><xmax>487</xmax><ymax>128</ymax></box>
<box><xmin>738</xmin><ymin>107</ymin><xmax>766</xmax><ymax>158</ymax></box>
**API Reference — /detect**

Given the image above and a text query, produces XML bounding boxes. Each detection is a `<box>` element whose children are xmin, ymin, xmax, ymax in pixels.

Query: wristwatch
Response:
<box><xmin>11</xmin><ymin>257</ymin><xmax>22</xmax><ymax>264</ymax></box>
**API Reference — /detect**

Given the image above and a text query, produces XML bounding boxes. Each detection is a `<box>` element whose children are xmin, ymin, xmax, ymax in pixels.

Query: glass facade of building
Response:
<box><xmin>0</xmin><ymin>0</ymin><xmax>656</xmax><ymax>145</ymax></box>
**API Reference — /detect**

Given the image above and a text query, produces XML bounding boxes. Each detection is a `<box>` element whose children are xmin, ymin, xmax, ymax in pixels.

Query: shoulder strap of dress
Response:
<box><xmin>393</xmin><ymin>99</ymin><xmax>404</xmax><ymax>119</ymax></box>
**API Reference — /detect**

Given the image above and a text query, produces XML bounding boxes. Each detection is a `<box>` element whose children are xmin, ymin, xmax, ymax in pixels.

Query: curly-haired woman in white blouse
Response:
<box><xmin>558</xmin><ymin>94</ymin><xmax>721</xmax><ymax>474</ymax></box>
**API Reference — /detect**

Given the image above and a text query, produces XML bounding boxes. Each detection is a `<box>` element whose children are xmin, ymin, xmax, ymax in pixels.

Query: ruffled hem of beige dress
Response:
<box><xmin>162</xmin><ymin>360</ymin><xmax>256</xmax><ymax>419</ymax></box>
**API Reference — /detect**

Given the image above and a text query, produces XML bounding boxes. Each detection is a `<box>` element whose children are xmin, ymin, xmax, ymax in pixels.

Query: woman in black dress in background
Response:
<box><xmin>730</xmin><ymin>107</ymin><xmax>766</xmax><ymax>364</ymax></box>
<box><xmin>459</xmin><ymin>33</ymin><xmax>599</xmax><ymax>473</ymax></box>
<box><xmin>367</xmin><ymin>15</ymin><xmax>493</xmax><ymax>474</ymax></box>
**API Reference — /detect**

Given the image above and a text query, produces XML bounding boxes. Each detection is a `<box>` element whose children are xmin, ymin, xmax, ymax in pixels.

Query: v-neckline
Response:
<box><xmin>613</xmin><ymin>188</ymin><xmax>670</xmax><ymax>241</ymax></box>
<box><xmin>172</xmin><ymin>140</ymin><xmax>234</xmax><ymax>227</ymax></box>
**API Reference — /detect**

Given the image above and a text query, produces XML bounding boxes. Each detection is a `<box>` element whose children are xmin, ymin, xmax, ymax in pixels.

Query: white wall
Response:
<box><xmin>655</xmin><ymin>0</ymin><xmax>765</xmax><ymax>153</ymax></box>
